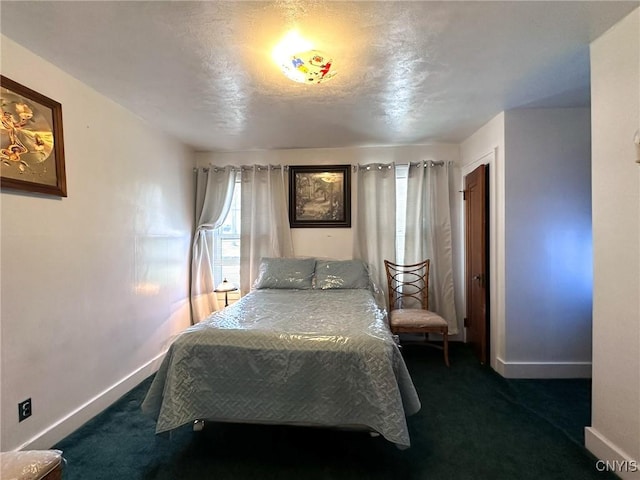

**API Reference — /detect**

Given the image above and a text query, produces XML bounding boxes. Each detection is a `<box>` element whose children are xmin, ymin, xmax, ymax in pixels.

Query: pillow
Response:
<box><xmin>314</xmin><ymin>260</ymin><xmax>370</xmax><ymax>290</ymax></box>
<box><xmin>254</xmin><ymin>257</ymin><xmax>316</xmax><ymax>289</ymax></box>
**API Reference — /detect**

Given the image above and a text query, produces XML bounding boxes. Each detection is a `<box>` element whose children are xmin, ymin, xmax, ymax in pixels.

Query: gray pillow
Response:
<box><xmin>254</xmin><ymin>257</ymin><xmax>316</xmax><ymax>289</ymax></box>
<box><xmin>315</xmin><ymin>260</ymin><xmax>370</xmax><ymax>289</ymax></box>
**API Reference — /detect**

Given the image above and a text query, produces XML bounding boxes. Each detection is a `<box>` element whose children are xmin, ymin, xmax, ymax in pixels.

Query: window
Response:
<box><xmin>212</xmin><ymin>177</ymin><xmax>241</xmax><ymax>288</ymax></box>
<box><xmin>395</xmin><ymin>164</ymin><xmax>408</xmax><ymax>264</ymax></box>
<box><xmin>210</xmin><ymin>166</ymin><xmax>415</xmax><ymax>288</ymax></box>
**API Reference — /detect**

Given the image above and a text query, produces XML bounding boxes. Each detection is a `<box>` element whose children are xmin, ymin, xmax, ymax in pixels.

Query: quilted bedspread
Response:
<box><xmin>141</xmin><ymin>288</ymin><xmax>421</xmax><ymax>447</ymax></box>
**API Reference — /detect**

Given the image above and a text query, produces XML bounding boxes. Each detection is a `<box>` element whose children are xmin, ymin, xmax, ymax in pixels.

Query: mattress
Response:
<box><xmin>142</xmin><ymin>288</ymin><xmax>421</xmax><ymax>447</ymax></box>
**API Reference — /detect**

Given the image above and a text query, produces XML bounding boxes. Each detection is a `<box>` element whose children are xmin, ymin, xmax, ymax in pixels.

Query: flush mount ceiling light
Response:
<box><xmin>272</xmin><ymin>30</ymin><xmax>337</xmax><ymax>84</ymax></box>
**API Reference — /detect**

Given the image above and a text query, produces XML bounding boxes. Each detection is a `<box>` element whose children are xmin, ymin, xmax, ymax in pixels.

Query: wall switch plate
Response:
<box><xmin>18</xmin><ymin>398</ymin><xmax>32</xmax><ymax>422</ymax></box>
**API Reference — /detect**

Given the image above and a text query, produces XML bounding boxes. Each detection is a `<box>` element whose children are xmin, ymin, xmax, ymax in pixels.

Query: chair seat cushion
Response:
<box><xmin>390</xmin><ymin>309</ymin><xmax>448</xmax><ymax>328</ymax></box>
<box><xmin>0</xmin><ymin>450</ymin><xmax>62</xmax><ymax>480</ymax></box>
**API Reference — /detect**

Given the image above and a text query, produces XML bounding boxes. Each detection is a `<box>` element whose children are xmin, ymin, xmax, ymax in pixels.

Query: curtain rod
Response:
<box><xmin>193</xmin><ymin>165</ymin><xmax>289</xmax><ymax>173</ymax></box>
<box><xmin>353</xmin><ymin>160</ymin><xmax>447</xmax><ymax>172</ymax></box>
<box><xmin>194</xmin><ymin>161</ymin><xmax>448</xmax><ymax>173</ymax></box>
<box><xmin>414</xmin><ymin>160</ymin><xmax>446</xmax><ymax>167</ymax></box>
<box><xmin>353</xmin><ymin>163</ymin><xmax>394</xmax><ymax>172</ymax></box>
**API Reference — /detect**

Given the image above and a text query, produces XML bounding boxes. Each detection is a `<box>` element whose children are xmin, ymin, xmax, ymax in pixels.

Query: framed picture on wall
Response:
<box><xmin>1</xmin><ymin>75</ymin><xmax>67</xmax><ymax>197</ymax></box>
<box><xmin>289</xmin><ymin>164</ymin><xmax>351</xmax><ymax>228</ymax></box>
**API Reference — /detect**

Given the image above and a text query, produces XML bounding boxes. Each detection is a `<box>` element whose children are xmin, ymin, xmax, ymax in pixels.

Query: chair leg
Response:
<box><xmin>443</xmin><ymin>330</ymin><xmax>450</xmax><ymax>367</ymax></box>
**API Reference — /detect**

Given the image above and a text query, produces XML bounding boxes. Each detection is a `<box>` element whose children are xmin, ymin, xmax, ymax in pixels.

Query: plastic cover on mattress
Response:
<box><xmin>142</xmin><ymin>288</ymin><xmax>421</xmax><ymax>447</ymax></box>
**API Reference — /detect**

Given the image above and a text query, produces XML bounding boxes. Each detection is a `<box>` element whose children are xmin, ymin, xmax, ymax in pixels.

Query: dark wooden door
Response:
<box><xmin>464</xmin><ymin>164</ymin><xmax>489</xmax><ymax>364</ymax></box>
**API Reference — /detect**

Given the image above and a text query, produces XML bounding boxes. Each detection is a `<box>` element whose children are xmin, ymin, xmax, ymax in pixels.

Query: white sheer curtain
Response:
<box><xmin>240</xmin><ymin>165</ymin><xmax>293</xmax><ymax>294</ymax></box>
<box><xmin>353</xmin><ymin>163</ymin><xmax>397</xmax><ymax>305</ymax></box>
<box><xmin>191</xmin><ymin>166</ymin><xmax>237</xmax><ymax>323</ymax></box>
<box><xmin>404</xmin><ymin>161</ymin><xmax>458</xmax><ymax>334</ymax></box>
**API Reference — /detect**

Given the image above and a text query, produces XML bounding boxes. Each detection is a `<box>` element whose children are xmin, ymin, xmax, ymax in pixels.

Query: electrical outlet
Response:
<box><xmin>18</xmin><ymin>398</ymin><xmax>32</xmax><ymax>422</ymax></box>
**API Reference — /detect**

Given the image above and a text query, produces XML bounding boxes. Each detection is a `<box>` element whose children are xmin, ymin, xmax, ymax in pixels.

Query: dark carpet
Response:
<box><xmin>54</xmin><ymin>343</ymin><xmax>614</xmax><ymax>479</ymax></box>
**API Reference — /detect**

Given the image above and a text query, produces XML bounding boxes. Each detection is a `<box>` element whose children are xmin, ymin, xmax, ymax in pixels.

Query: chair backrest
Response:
<box><xmin>384</xmin><ymin>259</ymin><xmax>430</xmax><ymax>311</ymax></box>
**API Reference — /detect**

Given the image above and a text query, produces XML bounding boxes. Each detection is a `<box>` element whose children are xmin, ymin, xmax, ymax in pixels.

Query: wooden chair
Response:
<box><xmin>384</xmin><ymin>259</ymin><xmax>449</xmax><ymax>366</ymax></box>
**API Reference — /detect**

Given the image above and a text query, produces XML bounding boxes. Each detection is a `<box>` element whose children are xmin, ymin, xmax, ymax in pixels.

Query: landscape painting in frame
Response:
<box><xmin>289</xmin><ymin>165</ymin><xmax>351</xmax><ymax>228</ymax></box>
<box><xmin>1</xmin><ymin>75</ymin><xmax>67</xmax><ymax>197</ymax></box>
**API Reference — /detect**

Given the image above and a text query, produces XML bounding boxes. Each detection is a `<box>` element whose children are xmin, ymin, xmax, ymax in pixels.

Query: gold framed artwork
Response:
<box><xmin>289</xmin><ymin>165</ymin><xmax>351</xmax><ymax>228</ymax></box>
<box><xmin>1</xmin><ymin>75</ymin><xmax>67</xmax><ymax>197</ymax></box>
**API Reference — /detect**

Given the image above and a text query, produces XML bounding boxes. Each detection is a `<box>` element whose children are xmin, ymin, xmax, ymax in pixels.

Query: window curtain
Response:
<box><xmin>353</xmin><ymin>163</ymin><xmax>397</xmax><ymax>306</ymax></box>
<box><xmin>240</xmin><ymin>165</ymin><xmax>293</xmax><ymax>294</ymax></box>
<box><xmin>404</xmin><ymin>161</ymin><xmax>458</xmax><ymax>334</ymax></box>
<box><xmin>190</xmin><ymin>166</ymin><xmax>236</xmax><ymax>323</ymax></box>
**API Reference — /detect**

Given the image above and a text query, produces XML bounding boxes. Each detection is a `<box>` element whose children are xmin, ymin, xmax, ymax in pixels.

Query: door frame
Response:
<box><xmin>461</xmin><ymin>147</ymin><xmax>504</xmax><ymax>371</ymax></box>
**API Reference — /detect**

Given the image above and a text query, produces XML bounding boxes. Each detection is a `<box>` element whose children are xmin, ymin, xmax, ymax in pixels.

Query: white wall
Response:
<box><xmin>586</xmin><ymin>8</ymin><xmax>640</xmax><ymax>478</ymax></box>
<box><xmin>460</xmin><ymin>112</ymin><xmax>506</xmax><ymax>370</ymax></box>
<box><xmin>503</xmin><ymin>108</ymin><xmax>592</xmax><ymax>378</ymax></box>
<box><xmin>0</xmin><ymin>36</ymin><xmax>194</xmax><ymax>451</ymax></box>
<box><xmin>196</xmin><ymin>144</ymin><xmax>466</xmax><ymax>337</ymax></box>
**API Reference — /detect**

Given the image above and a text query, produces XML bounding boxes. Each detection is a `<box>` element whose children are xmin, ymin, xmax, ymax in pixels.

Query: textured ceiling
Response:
<box><xmin>1</xmin><ymin>1</ymin><xmax>638</xmax><ymax>152</ymax></box>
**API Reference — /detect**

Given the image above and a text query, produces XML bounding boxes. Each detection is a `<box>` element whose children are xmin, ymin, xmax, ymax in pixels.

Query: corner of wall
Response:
<box><xmin>586</xmin><ymin>428</ymin><xmax>640</xmax><ymax>480</ymax></box>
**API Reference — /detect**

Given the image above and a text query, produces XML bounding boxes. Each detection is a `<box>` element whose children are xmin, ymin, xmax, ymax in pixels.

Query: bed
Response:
<box><xmin>142</xmin><ymin>258</ymin><xmax>421</xmax><ymax>448</ymax></box>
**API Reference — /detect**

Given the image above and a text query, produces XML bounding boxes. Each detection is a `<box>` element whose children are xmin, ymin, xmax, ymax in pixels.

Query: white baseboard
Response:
<box><xmin>495</xmin><ymin>356</ymin><xmax>592</xmax><ymax>378</ymax></box>
<box><xmin>586</xmin><ymin>427</ymin><xmax>640</xmax><ymax>479</ymax></box>
<box><xmin>17</xmin><ymin>351</ymin><xmax>167</xmax><ymax>451</ymax></box>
